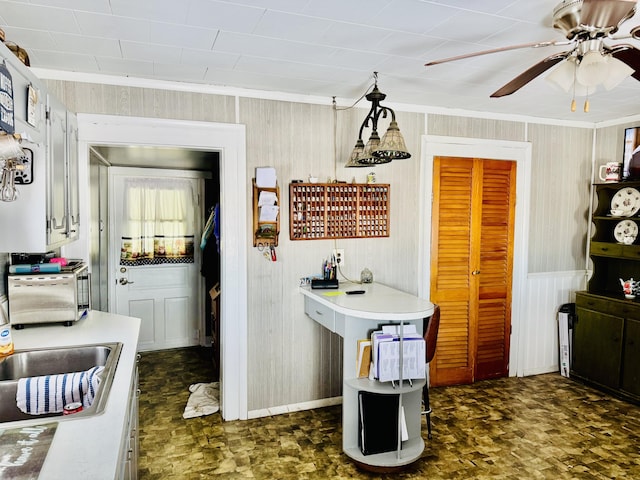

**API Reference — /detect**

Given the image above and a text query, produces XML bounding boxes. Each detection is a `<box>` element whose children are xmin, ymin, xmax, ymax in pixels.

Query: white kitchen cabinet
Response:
<box><xmin>46</xmin><ymin>95</ymin><xmax>79</xmax><ymax>248</ymax></box>
<box><xmin>0</xmin><ymin>39</ymin><xmax>79</xmax><ymax>252</ymax></box>
<box><xmin>118</xmin><ymin>359</ymin><xmax>139</xmax><ymax>480</ymax></box>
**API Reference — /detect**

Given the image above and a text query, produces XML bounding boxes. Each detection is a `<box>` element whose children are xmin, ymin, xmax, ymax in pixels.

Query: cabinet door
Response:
<box><xmin>622</xmin><ymin>319</ymin><xmax>640</xmax><ymax>397</ymax></box>
<box><xmin>573</xmin><ymin>307</ymin><xmax>623</xmax><ymax>389</ymax></box>
<box><xmin>46</xmin><ymin>95</ymin><xmax>68</xmax><ymax>247</ymax></box>
<box><xmin>66</xmin><ymin>111</ymin><xmax>79</xmax><ymax>241</ymax></box>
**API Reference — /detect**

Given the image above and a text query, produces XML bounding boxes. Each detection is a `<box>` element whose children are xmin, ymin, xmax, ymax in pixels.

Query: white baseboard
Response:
<box><xmin>248</xmin><ymin>396</ymin><xmax>343</xmax><ymax>419</ymax></box>
<box><xmin>523</xmin><ymin>365</ymin><xmax>559</xmax><ymax>377</ymax></box>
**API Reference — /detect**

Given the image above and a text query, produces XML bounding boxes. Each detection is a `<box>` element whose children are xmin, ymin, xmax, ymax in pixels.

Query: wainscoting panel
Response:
<box><xmin>518</xmin><ymin>270</ymin><xmax>587</xmax><ymax>377</ymax></box>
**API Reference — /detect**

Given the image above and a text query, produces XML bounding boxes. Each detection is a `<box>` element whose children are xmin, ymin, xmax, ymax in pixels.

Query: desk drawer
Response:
<box><xmin>304</xmin><ymin>297</ymin><xmax>335</xmax><ymax>331</ymax></box>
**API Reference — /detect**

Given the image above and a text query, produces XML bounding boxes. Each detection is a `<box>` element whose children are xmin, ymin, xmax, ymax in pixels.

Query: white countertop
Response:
<box><xmin>300</xmin><ymin>282</ymin><xmax>434</xmax><ymax>320</ymax></box>
<box><xmin>2</xmin><ymin>310</ymin><xmax>141</xmax><ymax>480</ymax></box>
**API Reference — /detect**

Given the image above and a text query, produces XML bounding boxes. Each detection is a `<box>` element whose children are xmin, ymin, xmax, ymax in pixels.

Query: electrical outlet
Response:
<box><xmin>333</xmin><ymin>249</ymin><xmax>345</xmax><ymax>268</ymax></box>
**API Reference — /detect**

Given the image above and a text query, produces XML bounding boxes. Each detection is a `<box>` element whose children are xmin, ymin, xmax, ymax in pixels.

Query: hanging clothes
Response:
<box><xmin>200</xmin><ymin>202</ymin><xmax>220</xmax><ymax>254</ymax></box>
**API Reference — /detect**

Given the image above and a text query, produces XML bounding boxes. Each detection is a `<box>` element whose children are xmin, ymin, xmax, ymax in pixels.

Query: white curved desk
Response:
<box><xmin>301</xmin><ymin>283</ymin><xmax>434</xmax><ymax>468</ymax></box>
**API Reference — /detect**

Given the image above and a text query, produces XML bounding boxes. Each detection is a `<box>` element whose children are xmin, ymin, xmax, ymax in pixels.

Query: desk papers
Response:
<box><xmin>255</xmin><ymin>167</ymin><xmax>277</xmax><ymax>188</ymax></box>
<box><xmin>370</xmin><ymin>326</ymin><xmax>425</xmax><ymax>382</ymax></box>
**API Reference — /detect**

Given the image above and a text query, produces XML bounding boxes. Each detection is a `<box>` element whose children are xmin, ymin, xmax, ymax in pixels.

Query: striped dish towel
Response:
<box><xmin>16</xmin><ymin>366</ymin><xmax>105</xmax><ymax>415</ymax></box>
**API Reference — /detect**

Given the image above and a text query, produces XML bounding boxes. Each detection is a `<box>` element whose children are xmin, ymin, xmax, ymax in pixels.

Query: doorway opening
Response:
<box><xmin>90</xmin><ymin>147</ymin><xmax>220</xmax><ymax>373</ymax></box>
<box><xmin>75</xmin><ymin>114</ymin><xmax>248</xmax><ymax>421</ymax></box>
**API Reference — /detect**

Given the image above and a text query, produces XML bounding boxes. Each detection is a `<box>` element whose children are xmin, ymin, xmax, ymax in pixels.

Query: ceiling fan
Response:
<box><xmin>425</xmin><ymin>0</ymin><xmax>640</xmax><ymax>99</ymax></box>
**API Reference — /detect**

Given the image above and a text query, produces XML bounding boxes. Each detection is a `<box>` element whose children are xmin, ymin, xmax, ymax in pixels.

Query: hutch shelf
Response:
<box><xmin>573</xmin><ymin>180</ymin><xmax>640</xmax><ymax>404</ymax></box>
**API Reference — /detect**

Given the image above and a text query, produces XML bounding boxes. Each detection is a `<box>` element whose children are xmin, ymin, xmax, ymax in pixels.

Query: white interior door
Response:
<box><xmin>109</xmin><ymin>167</ymin><xmax>205</xmax><ymax>352</ymax></box>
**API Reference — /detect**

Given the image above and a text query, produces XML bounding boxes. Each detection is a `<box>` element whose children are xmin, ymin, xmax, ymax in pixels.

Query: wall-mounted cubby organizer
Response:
<box><xmin>253</xmin><ymin>178</ymin><xmax>280</xmax><ymax>246</ymax></box>
<box><xmin>289</xmin><ymin>183</ymin><xmax>390</xmax><ymax>240</ymax></box>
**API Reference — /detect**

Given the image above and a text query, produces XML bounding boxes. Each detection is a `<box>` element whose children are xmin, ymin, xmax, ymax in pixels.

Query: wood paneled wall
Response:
<box><xmin>520</xmin><ymin>270</ymin><xmax>586</xmax><ymax>376</ymax></box>
<box><xmin>527</xmin><ymin>124</ymin><xmax>593</xmax><ymax>273</ymax></box>
<box><xmin>45</xmin><ymin>81</ymin><xmax>237</xmax><ymax>124</ymax></box>
<box><xmin>426</xmin><ymin>114</ymin><xmax>525</xmax><ymax>141</ymax></box>
<box><xmin>0</xmin><ymin>78</ymin><xmax>615</xmax><ymax>413</ymax></box>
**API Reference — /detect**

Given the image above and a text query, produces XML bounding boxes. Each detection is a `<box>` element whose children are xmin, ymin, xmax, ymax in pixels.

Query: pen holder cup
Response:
<box><xmin>324</xmin><ymin>266</ymin><xmax>336</xmax><ymax>280</ymax></box>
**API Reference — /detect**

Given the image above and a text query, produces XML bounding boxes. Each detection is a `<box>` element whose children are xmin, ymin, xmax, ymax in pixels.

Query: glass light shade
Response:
<box><xmin>345</xmin><ymin>139</ymin><xmax>367</xmax><ymax>168</ymax></box>
<box><xmin>357</xmin><ymin>131</ymin><xmax>391</xmax><ymax>165</ymax></box>
<box><xmin>546</xmin><ymin>58</ymin><xmax>595</xmax><ymax>97</ymax></box>
<box><xmin>603</xmin><ymin>56</ymin><xmax>634</xmax><ymax>90</ymax></box>
<box><xmin>576</xmin><ymin>51</ymin><xmax>609</xmax><ymax>87</ymax></box>
<box><xmin>546</xmin><ymin>59</ymin><xmax>577</xmax><ymax>93</ymax></box>
<box><xmin>372</xmin><ymin>121</ymin><xmax>411</xmax><ymax>160</ymax></box>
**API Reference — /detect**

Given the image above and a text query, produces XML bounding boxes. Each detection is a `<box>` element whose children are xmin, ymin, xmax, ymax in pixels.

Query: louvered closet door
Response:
<box><xmin>430</xmin><ymin>157</ymin><xmax>516</xmax><ymax>387</ymax></box>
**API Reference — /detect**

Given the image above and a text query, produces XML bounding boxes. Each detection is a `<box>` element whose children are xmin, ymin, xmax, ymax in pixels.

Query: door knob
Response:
<box><xmin>118</xmin><ymin>277</ymin><xmax>134</xmax><ymax>285</ymax></box>
<box><xmin>471</xmin><ymin>270</ymin><xmax>481</xmax><ymax>275</ymax></box>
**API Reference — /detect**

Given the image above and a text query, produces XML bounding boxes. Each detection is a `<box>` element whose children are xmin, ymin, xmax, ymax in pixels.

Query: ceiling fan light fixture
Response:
<box><xmin>576</xmin><ymin>51</ymin><xmax>609</xmax><ymax>87</ymax></box>
<box><xmin>602</xmin><ymin>55</ymin><xmax>635</xmax><ymax>90</ymax></box>
<box><xmin>546</xmin><ymin>58</ymin><xmax>577</xmax><ymax>92</ymax></box>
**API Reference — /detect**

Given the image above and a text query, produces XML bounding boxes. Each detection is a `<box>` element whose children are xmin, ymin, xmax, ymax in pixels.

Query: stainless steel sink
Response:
<box><xmin>0</xmin><ymin>342</ymin><xmax>122</xmax><ymax>423</ymax></box>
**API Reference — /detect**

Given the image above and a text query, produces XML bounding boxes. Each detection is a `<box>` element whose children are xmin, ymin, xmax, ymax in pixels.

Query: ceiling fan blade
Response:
<box><xmin>424</xmin><ymin>40</ymin><xmax>570</xmax><ymax>67</ymax></box>
<box><xmin>610</xmin><ymin>43</ymin><xmax>640</xmax><ymax>80</ymax></box>
<box><xmin>581</xmin><ymin>0</ymin><xmax>637</xmax><ymax>29</ymax></box>
<box><xmin>490</xmin><ymin>52</ymin><xmax>571</xmax><ymax>97</ymax></box>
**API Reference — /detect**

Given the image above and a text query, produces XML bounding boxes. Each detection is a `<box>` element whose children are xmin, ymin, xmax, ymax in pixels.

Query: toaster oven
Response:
<box><xmin>8</xmin><ymin>261</ymin><xmax>90</xmax><ymax>328</ymax></box>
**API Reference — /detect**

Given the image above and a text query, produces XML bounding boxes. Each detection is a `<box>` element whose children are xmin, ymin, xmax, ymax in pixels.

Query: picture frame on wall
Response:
<box><xmin>623</xmin><ymin>126</ymin><xmax>640</xmax><ymax>180</ymax></box>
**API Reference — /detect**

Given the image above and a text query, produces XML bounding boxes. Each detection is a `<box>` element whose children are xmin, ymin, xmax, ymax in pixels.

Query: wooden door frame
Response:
<box><xmin>419</xmin><ymin>135</ymin><xmax>532</xmax><ymax>377</ymax></box>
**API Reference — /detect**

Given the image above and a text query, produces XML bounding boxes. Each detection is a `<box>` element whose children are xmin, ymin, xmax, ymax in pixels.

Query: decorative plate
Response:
<box><xmin>614</xmin><ymin>219</ymin><xmax>638</xmax><ymax>244</ymax></box>
<box><xmin>611</xmin><ymin>187</ymin><xmax>640</xmax><ymax>217</ymax></box>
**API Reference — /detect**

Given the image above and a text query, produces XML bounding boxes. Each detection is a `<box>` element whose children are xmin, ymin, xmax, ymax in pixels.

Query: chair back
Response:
<box><xmin>424</xmin><ymin>304</ymin><xmax>441</xmax><ymax>364</ymax></box>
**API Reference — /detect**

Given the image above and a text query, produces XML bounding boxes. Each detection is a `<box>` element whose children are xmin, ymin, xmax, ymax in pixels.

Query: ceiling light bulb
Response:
<box><xmin>576</xmin><ymin>51</ymin><xmax>609</xmax><ymax>87</ymax></box>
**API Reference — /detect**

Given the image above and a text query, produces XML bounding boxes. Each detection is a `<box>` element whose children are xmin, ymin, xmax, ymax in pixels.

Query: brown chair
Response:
<box><xmin>422</xmin><ymin>304</ymin><xmax>440</xmax><ymax>439</ymax></box>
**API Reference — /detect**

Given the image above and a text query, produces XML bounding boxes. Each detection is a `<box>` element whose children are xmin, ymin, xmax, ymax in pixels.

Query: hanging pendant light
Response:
<box><xmin>344</xmin><ymin>139</ymin><xmax>367</xmax><ymax>168</ymax></box>
<box><xmin>357</xmin><ymin>131</ymin><xmax>390</xmax><ymax>165</ymax></box>
<box><xmin>345</xmin><ymin>72</ymin><xmax>411</xmax><ymax>167</ymax></box>
<box><xmin>375</xmin><ymin>120</ymin><xmax>410</xmax><ymax>160</ymax></box>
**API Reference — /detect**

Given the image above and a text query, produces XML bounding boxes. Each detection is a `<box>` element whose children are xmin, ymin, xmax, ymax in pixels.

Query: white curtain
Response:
<box><xmin>120</xmin><ymin>177</ymin><xmax>196</xmax><ymax>266</ymax></box>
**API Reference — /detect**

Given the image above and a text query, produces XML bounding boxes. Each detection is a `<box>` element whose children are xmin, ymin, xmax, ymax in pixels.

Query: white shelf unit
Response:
<box><xmin>301</xmin><ymin>283</ymin><xmax>434</xmax><ymax>469</ymax></box>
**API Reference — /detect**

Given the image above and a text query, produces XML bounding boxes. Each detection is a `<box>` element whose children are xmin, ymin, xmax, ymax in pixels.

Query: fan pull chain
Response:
<box><xmin>584</xmin><ymin>86</ymin><xmax>591</xmax><ymax>113</ymax></box>
<box><xmin>571</xmin><ymin>58</ymin><xmax>577</xmax><ymax>112</ymax></box>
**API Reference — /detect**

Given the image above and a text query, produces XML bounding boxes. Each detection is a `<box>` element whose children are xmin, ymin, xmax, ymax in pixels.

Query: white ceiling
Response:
<box><xmin>3</xmin><ymin>0</ymin><xmax>640</xmax><ymax>123</ymax></box>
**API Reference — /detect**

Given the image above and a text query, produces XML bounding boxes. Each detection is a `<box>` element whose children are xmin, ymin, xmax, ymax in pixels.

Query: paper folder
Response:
<box><xmin>370</xmin><ymin>329</ymin><xmax>426</xmax><ymax>382</ymax></box>
<box><xmin>358</xmin><ymin>391</ymin><xmax>399</xmax><ymax>456</ymax></box>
